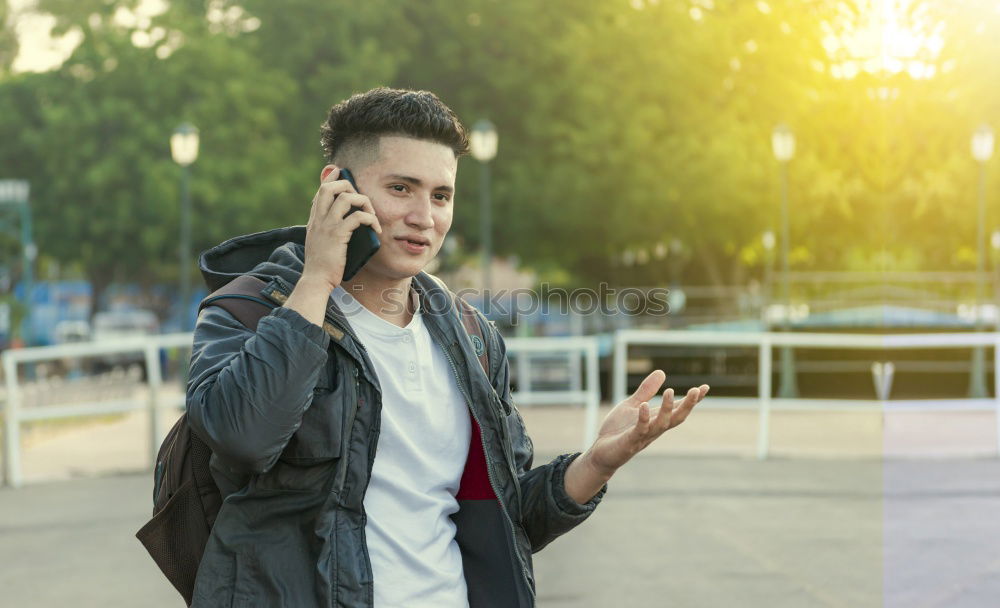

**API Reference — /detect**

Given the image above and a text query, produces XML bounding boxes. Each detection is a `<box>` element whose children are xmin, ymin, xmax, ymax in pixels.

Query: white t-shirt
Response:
<box><xmin>332</xmin><ymin>285</ymin><xmax>472</xmax><ymax>608</ymax></box>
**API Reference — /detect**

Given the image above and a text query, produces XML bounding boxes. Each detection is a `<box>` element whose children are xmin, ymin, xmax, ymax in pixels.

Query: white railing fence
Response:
<box><xmin>612</xmin><ymin>330</ymin><xmax>1000</xmax><ymax>459</ymax></box>
<box><xmin>1</xmin><ymin>334</ymin><xmax>601</xmax><ymax>488</ymax></box>
<box><xmin>11</xmin><ymin>329</ymin><xmax>995</xmax><ymax>487</ymax></box>
<box><xmin>505</xmin><ymin>336</ymin><xmax>602</xmax><ymax>448</ymax></box>
<box><xmin>1</xmin><ymin>334</ymin><xmax>192</xmax><ymax>488</ymax></box>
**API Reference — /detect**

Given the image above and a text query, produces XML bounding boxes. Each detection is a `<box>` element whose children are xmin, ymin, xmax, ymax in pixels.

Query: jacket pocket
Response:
<box><xmin>191</xmin><ymin>486</ymin><xmax>320</xmax><ymax>607</ymax></box>
<box><xmin>280</xmin><ymin>365</ymin><xmax>346</xmax><ymax>463</ymax></box>
<box><xmin>494</xmin><ymin>390</ymin><xmax>529</xmax><ymax>470</ymax></box>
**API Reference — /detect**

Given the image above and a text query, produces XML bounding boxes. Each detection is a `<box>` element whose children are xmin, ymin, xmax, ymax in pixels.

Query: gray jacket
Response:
<box><xmin>186</xmin><ymin>226</ymin><xmax>605</xmax><ymax>607</ymax></box>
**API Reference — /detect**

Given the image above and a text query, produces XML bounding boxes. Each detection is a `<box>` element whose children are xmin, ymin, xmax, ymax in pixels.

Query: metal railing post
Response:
<box><xmin>756</xmin><ymin>334</ymin><xmax>773</xmax><ymax>460</ymax></box>
<box><xmin>994</xmin><ymin>336</ymin><xmax>1000</xmax><ymax>457</ymax></box>
<box><xmin>613</xmin><ymin>331</ymin><xmax>627</xmax><ymax>404</ymax></box>
<box><xmin>2</xmin><ymin>351</ymin><xmax>22</xmax><ymax>487</ymax></box>
<box><xmin>568</xmin><ymin>350</ymin><xmax>582</xmax><ymax>406</ymax></box>
<box><xmin>583</xmin><ymin>340</ymin><xmax>601</xmax><ymax>449</ymax></box>
<box><xmin>145</xmin><ymin>343</ymin><xmax>164</xmax><ymax>468</ymax></box>
<box><xmin>517</xmin><ymin>350</ymin><xmax>531</xmax><ymax>400</ymax></box>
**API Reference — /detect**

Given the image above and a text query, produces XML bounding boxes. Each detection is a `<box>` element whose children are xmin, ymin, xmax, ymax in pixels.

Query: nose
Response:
<box><xmin>405</xmin><ymin>194</ymin><xmax>435</xmax><ymax>230</ymax></box>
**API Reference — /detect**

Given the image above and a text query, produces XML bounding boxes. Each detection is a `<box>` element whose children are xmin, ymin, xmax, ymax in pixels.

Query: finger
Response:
<box><xmin>629</xmin><ymin>402</ymin><xmax>651</xmax><ymax>441</ymax></box>
<box><xmin>669</xmin><ymin>387</ymin><xmax>701</xmax><ymax>428</ymax></box>
<box><xmin>340</xmin><ymin>210</ymin><xmax>381</xmax><ymax>235</ymax></box>
<box><xmin>628</xmin><ymin>370</ymin><xmax>666</xmax><ymax>406</ymax></box>
<box><xmin>651</xmin><ymin>388</ymin><xmax>675</xmax><ymax>431</ymax></box>
<box><xmin>330</xmin><ymin>193</ymin><xmax>383</xmax><ymax>233</ymax></box>
<box><xmin>310</xmin><ymin>165</ymin><xmax>338</xmax><ymax>225</ymax></box>
<box><xmin>315</xmin><ymin>179</ymin><xmax>358</xmax><ymax>220</ymax></box>
<box><xmin>321</xmin><ymin>165</ymin><xmax>340</xmax><ymax>183</ymax></box>
<box><xmin>350</xmin><ymin>194</ymin><xmax>383</xmax><ymax>234</ymax></box>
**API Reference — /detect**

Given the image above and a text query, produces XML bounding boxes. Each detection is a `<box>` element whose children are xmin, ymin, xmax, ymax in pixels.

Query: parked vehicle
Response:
<box><xmin>53</xmin><ymin>320</ymin><xmax>91</xmax><ymax>344</ymax></box>
<box><xmin>90</xmin><ymin>309</ymin><xmax>159</xmax><ymax>378</ymax></box>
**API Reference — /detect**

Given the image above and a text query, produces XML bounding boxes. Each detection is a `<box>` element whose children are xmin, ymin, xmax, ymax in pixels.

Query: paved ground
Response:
<box><xmin>2</xmin><ymin>455</ymin><xmax>1000</xmax><ymax>607</ymax></box>
<box><xmin>12</xmin><ymin>399</ymin><xmax>1000</xmax><ymax>483</ymax></box>
<box><xmin>3</xmin><ymin>398</ymin><xmax>1000</xmax><ymax>606</ymax></box>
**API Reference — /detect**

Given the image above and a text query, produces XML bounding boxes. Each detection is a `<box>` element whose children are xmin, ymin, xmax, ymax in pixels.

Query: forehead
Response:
<box><xmin>369</xmin><ymin>135</ymin><xmax>458</xmax><ymax>185</ymax></box>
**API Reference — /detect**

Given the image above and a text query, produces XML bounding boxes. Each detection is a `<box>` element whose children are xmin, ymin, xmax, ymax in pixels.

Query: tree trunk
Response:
<box><xmin>87</xmin><ymin>270</ymin><xmax>111</xmax><ymax>322</ymax></box>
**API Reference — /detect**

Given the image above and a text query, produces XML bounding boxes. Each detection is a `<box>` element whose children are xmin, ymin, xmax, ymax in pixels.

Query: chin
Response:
<box><xmin>365</xmin><ymin>261</ymin><xmax>423</xmax><ymax>281</ymax></box>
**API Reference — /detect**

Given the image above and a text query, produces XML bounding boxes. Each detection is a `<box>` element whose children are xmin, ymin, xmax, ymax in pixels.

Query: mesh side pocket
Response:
<box><xmin>136</xmin><ymin>477</ymin><xmax>211</xmax><ymax>606</ymax></box>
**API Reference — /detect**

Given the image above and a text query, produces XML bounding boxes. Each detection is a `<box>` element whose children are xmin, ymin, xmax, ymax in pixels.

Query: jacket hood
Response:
<box><xmin>197</xmin><ymin>226</ymin><xmax>448</xmax><ymax>312</ymax></box>
<box><xmin>199</xmin><ymin>226</ymin><xmax>308</xmax><ymax>292</ymax></box>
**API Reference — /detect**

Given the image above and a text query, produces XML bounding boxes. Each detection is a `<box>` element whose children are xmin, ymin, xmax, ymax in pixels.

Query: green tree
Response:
<box><xmin>7</xmin><ymin>0</ymin><xmax>1000</xmax><ymax>307</ymax></box>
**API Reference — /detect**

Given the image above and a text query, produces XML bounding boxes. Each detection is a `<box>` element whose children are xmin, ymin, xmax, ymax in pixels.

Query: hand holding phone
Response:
<box><xmin>338</xmin><ymin>168</ymin><xmax>381</xmax><ymax>281</ymax></box>
<box><xmin>300</xmin><ymin>167</ymin><xmax>382</xmax><ymax>291</ymax></box>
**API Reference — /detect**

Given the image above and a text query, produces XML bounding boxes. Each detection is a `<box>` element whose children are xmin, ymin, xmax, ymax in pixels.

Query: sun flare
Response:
<box><xmin>822</xmin><ymin>0</ymin><xmax>946</xmax><ymax>79</ymax></box>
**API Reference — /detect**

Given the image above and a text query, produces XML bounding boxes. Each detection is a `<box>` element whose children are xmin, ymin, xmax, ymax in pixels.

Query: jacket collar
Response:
<box><xmin>198</xmin><ymin>225</ymin><xmax>477</xmax><ymax>393</ymax></box>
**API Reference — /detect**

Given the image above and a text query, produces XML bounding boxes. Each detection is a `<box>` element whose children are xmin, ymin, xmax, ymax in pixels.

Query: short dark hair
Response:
<box><xmin>319</xmin><ymin>87</ymin><xmax>469</xmax><ymax>163</ymax></box>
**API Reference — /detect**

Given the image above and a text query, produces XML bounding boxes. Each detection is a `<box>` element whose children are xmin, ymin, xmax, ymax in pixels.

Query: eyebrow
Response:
<box><xmin>386</xmin><ymin>174</ymin><xmax>454</xmax><ymax>194</ymax></box>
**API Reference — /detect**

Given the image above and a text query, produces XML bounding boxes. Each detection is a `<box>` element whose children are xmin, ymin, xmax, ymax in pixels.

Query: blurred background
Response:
<box><xmin>3</xmin><ymin>0</ymin><xmax>1000</xmax><ymax>606</ymax></box>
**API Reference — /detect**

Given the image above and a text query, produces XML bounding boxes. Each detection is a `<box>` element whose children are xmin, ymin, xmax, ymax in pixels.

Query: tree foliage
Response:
<box><xmin>2</xmin><ymin>0</ymin><xmax>1000</xmax><ymax>303</ymax></box>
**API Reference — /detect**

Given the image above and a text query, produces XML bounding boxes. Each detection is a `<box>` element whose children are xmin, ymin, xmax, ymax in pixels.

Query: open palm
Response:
<box><xmin>588</xmin><ymin>370</ymin><xmax>709</xmax><ymax>475</ymax></box>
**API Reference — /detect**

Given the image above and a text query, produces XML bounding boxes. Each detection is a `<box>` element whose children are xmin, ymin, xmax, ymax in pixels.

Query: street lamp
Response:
<box><xmin>470</xmin><ymin>119</ymin><xmax>498</xmax><ymax>296</ymax></box>
<box><xmin>170</xmin><ymin>123</ymin><xmax>199</xmax><ymax>331</ymax></box>
<box><xmin>772</xmin><ymin>123</ymin><xmax>797</xmax><ymax>398</ymax></box>
<box><xmin>969</xmin><ymin>124</ymin><xmax>993</xmax><ymax>398</ymax></box>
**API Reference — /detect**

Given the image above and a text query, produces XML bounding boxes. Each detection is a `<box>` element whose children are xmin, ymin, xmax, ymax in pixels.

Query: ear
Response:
<box><xmin>320</xmin><ymin>164</ymin><xmax>339</xmax><ymax>183</ymax></box>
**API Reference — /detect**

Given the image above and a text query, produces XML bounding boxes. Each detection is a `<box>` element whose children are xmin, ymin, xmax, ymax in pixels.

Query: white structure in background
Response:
<box><xmin>612</xmin><ymin>329</ymin><xmax>1000</xmax><ymax>460</ymax></box>
<box><xmin>1</xmin><ymin>333</ymin><xmax>600</xmax><ymax>488</ymax></box>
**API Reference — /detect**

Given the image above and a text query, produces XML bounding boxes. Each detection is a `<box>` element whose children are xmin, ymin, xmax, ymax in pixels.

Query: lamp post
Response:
<box><xmin>762</xmin><ymin>230</ymin><xmax>776</xmax><ymax>324</ymax></box>
<box><xmin>170</xmin><ymin>123</ymin><xmax>199</xmax><ymax>331</ymax></box>
<box><xmin>970</xmin><ymin>124</ymin><xmax>994</xmax><ymax>398</ymax></box>
<box><xmin>470</xmin><ymin>119</ymin><xmax>498</xmax><ymax>297</ymax></box>
<box><xmin>772</xmin><ymin>124</ymin><xmax>798</xmax><ymax>398</ymax></box>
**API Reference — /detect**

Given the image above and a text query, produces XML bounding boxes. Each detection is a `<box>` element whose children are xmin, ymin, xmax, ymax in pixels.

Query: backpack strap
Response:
<box><xmin>454</xmin><ymin>297</ymin><xmax>490</xmax><ymax>378</ymax></box>
<box><xmin>453</xmin><ymin>297</ymin><xmax>512</xmax><ymax>415</ymax></box>
<box><xmin>422</xmin><ymin>274</ymin><xmax>494</xmax><ymax>381</ymax></box>
<box><xmin>189</xmin><ymin>431</ymin><xmax>221</xmax><ymax>529</ymax></box>
<box><xmin>197</xmin><ymin>275</ymin><xmax>276</xmax><ymax>331</ymax></box>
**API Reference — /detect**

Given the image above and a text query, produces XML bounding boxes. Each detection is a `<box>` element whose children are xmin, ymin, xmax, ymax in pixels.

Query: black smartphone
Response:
<box><xmin>338</xmin><ymin>168</ymin><xmax>381</xmax><ymax>281</ymax></box>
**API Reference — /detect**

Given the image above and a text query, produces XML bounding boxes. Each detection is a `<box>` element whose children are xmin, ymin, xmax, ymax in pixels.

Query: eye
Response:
<box><xmin>390</xmin><ymin>184</ymin><xmax>408</xmax><ymax>193</ymax></box>
<box><xmin>434</xmin><ymin>193</ymin><xmax>451</xmax><ymax>202</ymax></box>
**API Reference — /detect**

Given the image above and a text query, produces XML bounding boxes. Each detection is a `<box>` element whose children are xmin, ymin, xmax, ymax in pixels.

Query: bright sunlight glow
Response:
<box><xmin>822</xmin><ymin>0</ymin><xmax>945</xmax><ymax>80</ymax></box>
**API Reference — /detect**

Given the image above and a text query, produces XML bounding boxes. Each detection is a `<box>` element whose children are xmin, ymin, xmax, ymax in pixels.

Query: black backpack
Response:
<box><xmin>136</xmin><ymin>274</ymin><xmax>493</xmax><ymax>606</ymax></box>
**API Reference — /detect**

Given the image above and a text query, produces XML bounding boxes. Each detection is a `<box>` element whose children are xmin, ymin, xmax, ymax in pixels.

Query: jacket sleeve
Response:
<box><xmin>488</xmin><ymin>324</ymin><xmax>607</xmax><ymax>553</ymax></box>
<box><xmin>185</xmin><ymin>304</ymin><xmax>330</xmax><ymax>474</ymax></box>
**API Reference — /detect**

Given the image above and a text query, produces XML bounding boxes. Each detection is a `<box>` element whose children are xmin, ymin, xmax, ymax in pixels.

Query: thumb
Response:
<box><xmin>629</xmin><ymin>370</ymin><xmax>666</xmax><ymax>405</ymax></box>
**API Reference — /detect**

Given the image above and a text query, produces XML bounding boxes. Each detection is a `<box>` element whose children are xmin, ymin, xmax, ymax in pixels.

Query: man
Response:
<box><xmin>186</xmin><ymin>87</ymin><xmax>709</xmax><ymax>607</ymax></box>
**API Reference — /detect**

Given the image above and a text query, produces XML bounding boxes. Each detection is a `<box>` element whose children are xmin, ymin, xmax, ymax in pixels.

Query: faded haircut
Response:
<box><xmin>319</xmin><ymin>87</ymin><xmax>470</xmax><ymax>166</ymax></box>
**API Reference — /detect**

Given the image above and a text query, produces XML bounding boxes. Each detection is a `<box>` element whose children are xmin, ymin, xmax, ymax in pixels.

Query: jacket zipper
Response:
<box><xmin>317</xmin><ymin>291</ymin><xmax>382</xmax><ymax>608</ymax></box>
<box><xmin>439</xmin><ymin>339</ymin><xmax>534</xmax><ymax>602</ymax></box>
<box><xmin>332</xmin><ymin>366</ymin><xmax>362</xmax><ymax>496</ymax></box>
<box><xmin>491</xmin><ymin>389</ymin><xmax>523</xmax><ymax>509</ymax></box>
<box><xmin>303</xmin><ymin>286</ymin><xmax>382</xmax><ymax>606</ymax></box>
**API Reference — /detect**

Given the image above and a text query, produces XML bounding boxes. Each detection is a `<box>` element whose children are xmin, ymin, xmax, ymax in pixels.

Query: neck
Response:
<box><xmin>340</xmin><ymin>272</ymin><xmax>416</xmax><ymax>328</ymax></box>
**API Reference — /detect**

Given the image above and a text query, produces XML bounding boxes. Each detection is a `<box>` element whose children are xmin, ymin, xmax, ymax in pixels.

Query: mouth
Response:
<box><xmin>395</xmin><ymin>236</ymin><xmax>430</xmax><ymax>253</ymax></box>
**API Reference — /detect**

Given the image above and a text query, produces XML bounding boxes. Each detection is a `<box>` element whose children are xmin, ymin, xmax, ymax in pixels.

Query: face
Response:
<box><xmin>321</xmin><ymin>135</ymin><xmax>457</xmax><ymax>283</ymax></box>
